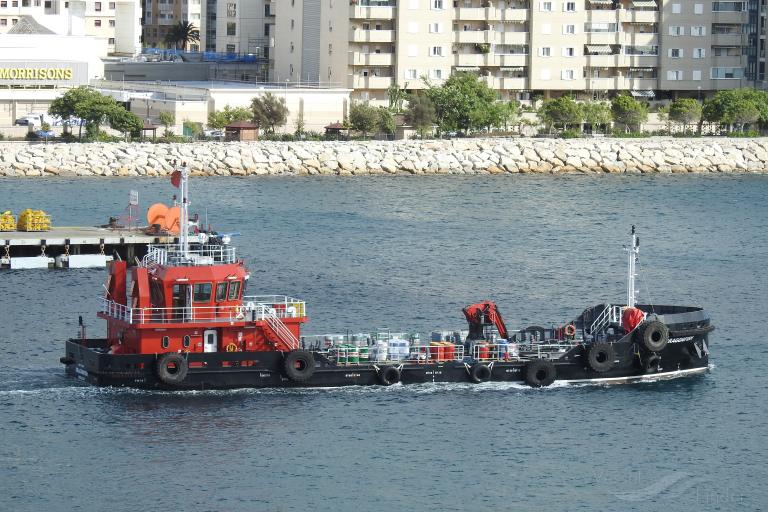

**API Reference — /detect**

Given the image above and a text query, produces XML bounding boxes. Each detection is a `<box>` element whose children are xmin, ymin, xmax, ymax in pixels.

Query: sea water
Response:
<box><xmin>0</xmin><ymin>174</ymin><xmax>766</xmax><ymax>511</ymax></box>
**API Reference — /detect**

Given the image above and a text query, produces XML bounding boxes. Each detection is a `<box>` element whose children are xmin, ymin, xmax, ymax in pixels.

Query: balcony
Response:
<box><xmin>711</xmin><ymin>11</ymin><xmax>747</xmax><ymax>24</ymax></box>
<box><xmin>482</xmin><ymin>76</ymin><xmax>528</xmax><ymax>90</ymax></box>
<box><xmin>349</xmin><ymin>4</ymin><xmax>396</xmax><ymax>19</ymax></box>
<box><xmin>352</xmin><ymin>75</ymin><xmax>394</xmax><ymax>89</ymax></box>
<box><xmin>588</xmin><ymin>9</ymin><xmax>621</xmax><ymax>23</ymax></box>
<box><xmin>712</xmin><ymin>33</ymin><xmax>744</xmax><ymax>47</ymax></box>
<box><xmin>493</xmin><ymin>31</ymin><xmax>528</xmax><ymax>45</ymax></box>
<box><xmin>623</xmin><ymin>32</ymin><xmax>658</xmax><ymax>46</ymax></box>
<box><xmin>626</xmin><ymin>54</ymin><xmax>658</xmax><ymax>66</ymax></box>
<box><xmin>621</xmin><ymin>9</ymin><xmax>659</xmax><ymax>24</ymax></box>
<box><xmin>350</xmin><ymin>28</ymin><xmax>395</xmax><ymax>43</ymax></box>
<box><xmin>500</xmin><ymin>8</ymin><xmax>528</xmax><ymax>21</ymax></box>
<box><xmin>585</xmin><ymin>32</ymin><xmax>621</xmax><ymax>44</ymax></box>
<box><xmin>454</xmin><ymin>7</ymin><xmax>489</xmax><ymax>21</ymax></box>
<box><xmin>498</xmin><ymin>54</ymin><xmax>527</xmax><ymax>66</ymax></box>
<box><xmin>455</xmin><ymin>30</ymin><xmax>492</xmax><ymax>44</ymax></box>
<box><xmin>585</xmin><ymin>54</ymin><xmax>625</xmax><ymax>67</ymax></box>
<box><xmin>349</xmin><ymin>52</ymin><xmax>394</xmax><ymax>66</ymax></box>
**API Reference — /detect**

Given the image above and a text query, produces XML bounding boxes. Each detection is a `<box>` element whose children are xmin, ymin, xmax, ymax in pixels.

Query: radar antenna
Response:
<box><xmin>626</xmin><ymin>226</ymin><xmax>640</xmax><ymax>308</ymax></box>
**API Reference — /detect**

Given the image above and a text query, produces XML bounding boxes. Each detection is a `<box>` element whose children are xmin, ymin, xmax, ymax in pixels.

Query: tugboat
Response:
<box><xmin>61</xmin><ymin>166</ymin><xmax>714</xmax><ymax>389</ymax></box>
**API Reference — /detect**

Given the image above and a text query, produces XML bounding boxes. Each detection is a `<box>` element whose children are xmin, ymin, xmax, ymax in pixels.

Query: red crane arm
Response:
<box><xmin>462</xmin><ymin>300</ymin><xmax>509</xmax><ymax>340</ymax></box>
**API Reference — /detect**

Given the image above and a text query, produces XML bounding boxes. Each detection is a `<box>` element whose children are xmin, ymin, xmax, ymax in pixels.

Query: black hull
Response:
<box><xmin>62</xmin><ymin>333</ymin><xmax>711</xmax><ymax>391</ymax></box>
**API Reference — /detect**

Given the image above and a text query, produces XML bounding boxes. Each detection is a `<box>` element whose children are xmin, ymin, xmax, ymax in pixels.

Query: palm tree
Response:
<box><xmin>164</xmin><ymin>21</ymin><xmax>200</xmax><ymax>51</ymax></box>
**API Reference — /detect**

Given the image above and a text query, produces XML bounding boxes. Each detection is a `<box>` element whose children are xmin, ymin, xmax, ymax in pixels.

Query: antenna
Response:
<box><xmin>178</xmin><ymin>161</ymin><xmax>190</xmax><ymax>258</ymax></box>
<box><xmin>626</xmin><ymin>225</ymin><xmax>640</xmax><ymax>308</ymax></box>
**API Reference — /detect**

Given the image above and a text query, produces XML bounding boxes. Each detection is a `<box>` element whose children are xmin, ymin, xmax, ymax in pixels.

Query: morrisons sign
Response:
<box><xmin>0</xmin><ymin>67</ymin><xmax>74</xmax><ymax>80</ymax></box>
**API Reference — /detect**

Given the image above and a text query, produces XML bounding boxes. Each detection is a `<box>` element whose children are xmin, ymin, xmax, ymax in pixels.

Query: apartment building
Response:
<box><xmin>142</xmin><ymin>0</ymin><xmax>202</xmax><ymax>48</ymax></box>
<box><xmin>0</xmin><ymin>0</ymin><xmax>141</xmax><ymax>55</ymax></box>
<box><xmin>273</xmin><ymin>0</ymin><xmax>753</xmax><ymax>103</ymax></box>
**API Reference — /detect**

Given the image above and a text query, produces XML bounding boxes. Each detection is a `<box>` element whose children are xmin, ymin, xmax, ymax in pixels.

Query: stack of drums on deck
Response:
<box><xmin>0</xmin><ymin>211</ymin><xmax>16</xmax><ymax>231</ymax></box>
<box><xmin>17</xmin><ymin>209</ymin><xmax>51</xmax><ymax>231</ymax></box>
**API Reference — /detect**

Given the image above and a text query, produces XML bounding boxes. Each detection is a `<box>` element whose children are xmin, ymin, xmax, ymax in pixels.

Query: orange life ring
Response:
<box><xmin>225</xmin><ymin>343</ymin><xmax>238</xmax><ymax>352</ymax></box>
<box><xmin>564</xmin><ymin>324</ymin><xmax>576</xmax><ymax>337</ymax></box>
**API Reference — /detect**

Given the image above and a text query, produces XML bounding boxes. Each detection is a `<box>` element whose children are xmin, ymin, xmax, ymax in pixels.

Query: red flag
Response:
<box><xmin>170</xmin><ymin>170</ymin><xmax>181</xmax><ymax>188</ymax></box>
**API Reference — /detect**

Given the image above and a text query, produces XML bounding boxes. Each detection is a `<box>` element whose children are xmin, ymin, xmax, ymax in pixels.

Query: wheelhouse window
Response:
<box><xmin>228</xmin><ymin>281</ymin><xmax>241</xmax><ymax>300</ymax></box>
<box><xmin>215</xmin><ymin>282</ymin><xmax>228</xmax><ymax>302</ymax></box>
<box><xmin>193</xmin><ymin>283</ymin><xmax>212</xmax><ymax>303</ymax></box>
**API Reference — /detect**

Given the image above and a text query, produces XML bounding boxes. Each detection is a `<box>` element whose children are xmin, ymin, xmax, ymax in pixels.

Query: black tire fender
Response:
<box><xmin>156</xmin><ymin>353</ymin><xmax>188</xmax><ymax>386</ymax></box>
<box><xmin>469</xmin><ymin>363</ymin><xmax>492</xmax><ymax>383</ymax></box>
<box><xmin>644</xmin><ymin>354</ymin><xmax>662</xmax><ymax>373</ymax></box>
<box><xmin>637</xmin><ymin>320</ymin><xmax>669</xmax><ymax>353</ymax></box>
<box><xmin>283</xmin><ymin>350</ymin><xmax>316</xmax><ymax>382</ymax></box>
<box><xmin>378</xmin><ymin>366</ymin><xmax>401</xmax><ymax>386</ymax></box>
<box><xmin>587</xmin><ymin>342</ymin><xmax>616</xmax><ymax>373</ymax></box>
<box><xmin>524</xmin><ymin>359</ymin><xmax>557</xmax><ymax>387</ymax></box>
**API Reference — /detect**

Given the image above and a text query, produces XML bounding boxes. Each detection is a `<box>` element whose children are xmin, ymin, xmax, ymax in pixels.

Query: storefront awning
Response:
<box><xmin>500</xmin><ymin>67</ymin><xmax>526</xmax><ymax>71</ymax></box>
<box><xmin>631</xmin><ymin>0</ymin><xmax>657</xmax><ymax>8</ymax></box>
<box><xmin>585</xmin><ymin>45</ymin><xmax>613</xmax><ymax>55</ymax></box>
<box><xmin>588</xmin><ymin>0</ymin><xmax>613</xmax><ymax>4</ymax></box>
<box><xmin>454</xmin><ymin>66</ymin><xmax>480</xmax><ymax>71</ymax></box>
<box><xmin>631</xmin><ymin>89</ymin><xmax>656</xmax><ymax>98</ymax></box>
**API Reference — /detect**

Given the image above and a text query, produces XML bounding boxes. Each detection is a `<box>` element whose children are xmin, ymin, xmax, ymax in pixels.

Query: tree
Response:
<box><xmin>538</xmin><ymin>96</ymin><xmax>583</xmax><ymax>131</ymax></box>
<box><xmin>423</xmin><ymin>72</ymin><xmax>498</xmax><ymax>134</ymax></box>
<box><xmin>49</xmin><ymin>86</ymin><xmax>135</xmax><ymax>140</ymax></box>
<box><xmin>183</xmin><ymin>119</ymin><xmax>203</xmax><ymax>138</ymax></box>
<box><xmin>611</xmin><ymin>94</ymin><xmax>648</xmax><ymax>132</ymax></box>
<box><xmin>581</xmin><ymin>101</ymin><xmax>612</xmax><ymax>134</ymax></box>
<box><xmin>668</xmin><ymin>98</ymin><xmax>702</xmax><ymax>132</ymax></box>
<box><xmin>377</xmin><ymin>107</ymin><xmax>396</xmax><ymax>138</ymax></box>
<box><xmin>158</xmin><ymin>111</ymin><xmax>175</xmax><ymax>136</ymax></box>
<box><xmin>703</xmin><ymin>89</ymin><xmax>768</xmax><ymax>133</ymax></box>
<box><xmin>250</xmin><ymin>92</ymin><xmax>289</xmax><ymax>133</ymax></box>
<box><xmin>387</xmin><ymin>82</ymin><xmax>409</xmax><ymax>113</ymax></box>
<box><xmin>207</xmin><ymin>105</ymin><xmax>252</xmax><ymax>129</ymax></box>
<box><xmin>348</xmin><ymin>101</ymin><xmax>378</xmax><ymax>138</ymax></box>
<box><xmin>109</xmin><ymin>108</ymin><xmax>143</xmax><ymax>139</ymax></box>
<box><xmin>164</xmin><ymin>21</ymin><xmax>200</xmax><ymax>50</ymax></box>
<box><xmin>498</xmin><ymin>100</ymin><xmax>520</xmax><ymax>131</ymax></box>
<box><xmin>404</xmin><ymin>93</ymin><xmax>436</xmax><ymax>139</ymax></box>
<box><xmin>656</xmin><ymin>105</ymin><xmax>671</xmax><ymax>134</ymax></box>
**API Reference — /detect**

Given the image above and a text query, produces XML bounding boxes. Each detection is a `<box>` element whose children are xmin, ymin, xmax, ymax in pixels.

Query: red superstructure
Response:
<box><xmin>97</xmin><ymin>164</ymin><xmax>307</xmax><ymax>360</ymax></box>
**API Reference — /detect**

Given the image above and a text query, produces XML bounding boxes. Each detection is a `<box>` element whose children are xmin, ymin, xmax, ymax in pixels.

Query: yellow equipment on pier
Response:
<box><xmin>0</xmin><ymin>210</ymin><xmax>16</xmax><ymax>231</ymax></box>
<box><xmin>17</xmin><ymin>209</ymin><xmax>51</xmax><ymax>232</ymax></box>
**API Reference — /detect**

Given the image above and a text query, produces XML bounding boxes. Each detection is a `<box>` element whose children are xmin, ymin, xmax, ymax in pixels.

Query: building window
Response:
<box><xmin>562</xmin><ymin>69</ymin><xmax>575</xmax><ymax>80</ymax></box>
<box><xmin>290</xmin><ymin>42</ymin><xmax>294</xmax><ymax>53</ymax></box>
<box><xmin>108</xmin><ymin>37</ymin><xmax>115</xmax><ymax>44</ymax></box>
<box><xmin>430</xmin><ymin>46</ymin><xmax>443</xmax><ymax>56</ymax></box>
<box><xmin>44</xmin><ymin>0</ymin><xmax>51</xmax><ymax>6</ymax></box>
<box><xmin>539</xmin><ymin>1</ymin><xmax>551</xmax><ymax>11</ymax></box>
<box><xmin>671</xmin><ymin>3</ymin><xmax>680</xmax><ymax>13</ymax></box>
<box><xmin>227</xmin><ymin>2</ymin><xmax>236</xmax><ymax>16</ymax></box>
<box><xmin>108</xmin><ymin>1</ymin><xmax>114</xmax><ymax>7</ymax></box>
<box><xmin>0</xmin><ymin>2</ymin><xmax>6</xmax><ymax>7</ymax></box>
<box><xmin>668</xmin><ymin>48</ymin><xmax>682</xmax><ymax>58</ymax></box>
<box><xmin>432</xmin><ymin>69</ymin><xmax>443</xmax><ymax>79</ymax></box>
<box><xmin>539</xmin><ymin>46</ymin><xmax>551</xmax><ymax>57</ymax></box>
<box><xmin>668</xmin><ymin>25</ymin><xmax>683</xmax><ymax>36</ymax></box>
<box><xmin>109</xmin><ymin>19</ymin><xmax>114</xmax><ymax>26</ymax></box>
<box><xmin>11</xmin><ymin>1</ymin><xmax>17</xmax><ymax>6</ymax></box>
<box><xmin>226</xmin><ymin>43</ymin><xmax>236</xmax><ymax>53</ymax></box>
<box><xmin>95</xmin><ymin>1</ymin><xmax>101</xmax><ymax>10</ymax></box>
<box><xmin>563</xmin><ymin>24</ymin><xmax>575</xmax><ymax>34</ymax></box>
<box><xmin>712</xmin><ymin>2</ymin><xmax>745</xmax><ymax>12</ymax></box>
<box><xmin>0</xmin><ymin>19</ymin><xmax>5</xmax><ymax>26</ymax></box>
<box><xmin>21</xmin><ymin>0</ymin><xmax>28</xmax><ymax>6</ymax></box>
<box><xmin>94</xmin><ymin>19</ymin><xmax>101</xmax><ymax>26</ymax></box>
<box><xmin>692</xmin><ymin>70</ymin><xmax>702</xmax><ymax>80</ymax></box>
<box><xmin>693</xmin><ymin>48</ymin><xmax>705</xmax><ymax>59</ymax></box>
<box><xmin>691</xmin><ymin>26</ymin><xmax>706</xmax><ymax>36</ymax></box>
<box><xmin>564</xmin><ymin>1</ymin><xmax>575</xmax><ymax>12</ymax></box>
<box><xmin>584</xmin><ymin>22</ymin><xmax>617</xmax><ymax>33</ymax></box>
<box><xmin>563</xmin><ymin>47</ymin><xmax>575</xmax><ymax>57</ymax></box>
<box><xmin>405</xmin><ymin>68</ymin><xmax>418</xmax><ymax>79</ymax></box>
<box><xmin>432</xmin><ymin>0</ymin><xmax>443</xmax><ymax>9</ymax></box>
<box><xmin>11</xmin><ymin>17</ymin><xmax>16</xmax><ymax>24</ymax></box>
<box><xmin>226</xmin><ymin>22</ymin><xmax>236</xmax><ymax>36</ymax></box>
<box><xmin>694</xmin><ymin>3</ymin><xmax>703</xmax><ymax>14</ymax></box>
<box><xmin>711</xmin><ymin>67</ymin><xmax>743</xmax><ymax>79</ymax></box>
<box><xmin>228</xmin><ymin>281</ymin><xmax>241</xmax><ymax>300</ymax></box>
<box><xmin>666</xmin><ymin>70</ymin><xmax>683</xmax><ymax>80</ymax></box>
<box><xmin>429</xmin><ymin>22</ymin><xmax>442</xmax><ymax>33</ymax></box>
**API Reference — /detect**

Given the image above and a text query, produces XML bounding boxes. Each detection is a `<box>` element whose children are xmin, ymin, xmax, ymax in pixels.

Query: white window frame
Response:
<box><xmin>691</xmin><ymin>26</ymin><xmax>706</xmax><ymax>36</ymax></box>
<box><xmin>692</xmin><ymin>70</ymin><xmax>702</xmax><ymax>81</ymax></box>
<box><xmin>561</xmin><ymin>69</ymin><xmax>575</xmax><ymax>80</ymax></box>
<box><xmin>563</xmin><ymin>24</ymin><xmax>576</xmax><ymax>35</ymax></box>
<box><xmin>539</xmin><ymin>46</ymin><xmax>551</xmax><ymax>57</ymax></box>
<box><xmin>667</xmin><ymin>70</ymin><xmax>683</xmax><ymax>80</ymax></box>
<box><xmin>693</xmin><ymin>48</ymin><xmax>706</xmax><ymax>59</ymax></box>
<box><xmin>539</xmin><ymin>1</ymin><xmax>552</xmax><ymax>11</ymax></box>
<box><xmin>562</xmin><ymin>46</ymin><xmax>575</xmax><ymax>57</ymax></box>
<box><xmin>669</xmin><ymin>25</ymin><xmax>684</xmax><ymax>36</ymax></box>
<box><xmin>430</xmin><ymin>45</ymin><xmax>443</xmax><ymax>57</ymax></box>
<box><xmin>405</xmin><ymin>68</ymin><xmax>418</xmax><ymax>79</ymax></box>
<box><xmin>429</xmin><ymin>22</ymin><xmax>442</xmax><ymax>33</ymax></box>
<box><xmin>431</xmin><ymin>0</ymin><xmax>443</xmax><ymax>9</ymax></box>
<box><xmin>694</xmin><ymin>3</ymin><xmax>703</xmax><ymax>14</ymax></box>
<box><xmin>668</xmin><ymin>48</ymin><xmax>683</xmax><ymax>58</ymax></box>
<box><xmin>671</xmin><ymin>3</ymin><xmax>681</xmax><ymax>14</ymax></box>
<box><xmin>564</xmin><ymin>1</ymin><xmax>576</xmax><ymax>12</ymax></box>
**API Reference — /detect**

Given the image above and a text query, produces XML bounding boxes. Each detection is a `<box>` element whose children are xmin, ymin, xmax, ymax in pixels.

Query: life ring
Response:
<box><xmin>637</xmin><ymin>320</ymin><xmax>669</xmax><ymax>353</ymax></box>
<box><xmin>235</xmin><ymin>306</ymin><xmax>246</xmax><ymax>320</ymax></box>
<box><xmin>225</xmin><ymin>343</ymin><xmax>238</xmax><ymax>352</ymax></box>
<box><xmin>644</xmin><ymin>354</ymin><xmax>662</xmax><ymax>373</ymax></box>
<box><xmin>587</xmin><ymin>342</ymin><xmax>615</xmax><ymax>373</ymax></box>
<box><xmin>524</xmin><ymin>359</ymin><xmax>556</xmax><ymax>387</ymax></box>
<box><xmin>283</xmin><ymin>350</ymin><xmax>316</xmax><ymax>382</ymax></box>
<box><xmin>564</xmin><ymin>324</ymin><xmax>576</xmax><ymax>337</ymax></box>
<box><xmin>155</xmin><ymin>353</ymin><xmax>188</xmax><ymax>386</ymax></box>
<box><xmin>469</xmin><ymin>363</ymin><xmax>492</xmax><ymax>384</ymax></box>
<box><xmin>378</xmin><ymin>366</ymin><xmax>401</xmax><ymax>386</ymax></box>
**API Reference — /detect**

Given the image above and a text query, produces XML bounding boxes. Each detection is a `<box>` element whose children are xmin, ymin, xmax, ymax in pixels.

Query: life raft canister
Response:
<box><xmin>622</xmin><ymin>307</ymin><xmax>645</xmax><ymax>333</ymax></box>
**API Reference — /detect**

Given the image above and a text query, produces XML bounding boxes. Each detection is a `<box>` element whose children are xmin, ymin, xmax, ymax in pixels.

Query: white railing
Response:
<box><xmin>257</xmin><ymin>305</ymin><xmax>300</xmax><ymax>351</ymax></box>
<box><xmin>588</xmin><ymin>304</ymin><xmax>624</xmax><ymax>334</ymax></box>
<box><xmin>142</xmin><ymin>243</ymin><xmax>237</xmax><ymax>267</ymax></box>
<box><xmin>328</xmin><ymin>344</ymin><xmax>466</xmax><ymax>365</ymax></box>
<box><xmin>472</xmin><ymin>343</ymin><xmax>522</xmax><ymax>361</ymax></box>
<box><xmin>100</xmin><ymin>296</ymin><xmax>306</xmax><ymax>325</ymax></box>
<box><xmin>243</xmin><ymin>295</ymin><xmax>306</xmax><ymax>318</ymax></box>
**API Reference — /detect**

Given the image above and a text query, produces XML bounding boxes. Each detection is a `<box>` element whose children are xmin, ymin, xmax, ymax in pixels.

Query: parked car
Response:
<box><xmin>14</xmin><ymin>113</ymin><xmax>56</xmax><ymax>127</ymax></box>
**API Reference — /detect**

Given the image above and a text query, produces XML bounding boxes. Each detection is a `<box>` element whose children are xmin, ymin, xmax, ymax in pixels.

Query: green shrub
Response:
<box><xmin>727</xmin><ymin>130</ymin><xmax>760</xmax><ymax>138</ymax></box>
<box><xmin>559</xmin><ymin>129</ymin><xmax>581</xmax><ymax>139</ymax></box>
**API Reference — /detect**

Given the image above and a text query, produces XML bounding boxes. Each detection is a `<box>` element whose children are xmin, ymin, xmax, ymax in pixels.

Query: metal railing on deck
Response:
<box><xmin>142</xmin><ymin>244</ymin><xmax>237</xmax><ymax>267</ymax></box>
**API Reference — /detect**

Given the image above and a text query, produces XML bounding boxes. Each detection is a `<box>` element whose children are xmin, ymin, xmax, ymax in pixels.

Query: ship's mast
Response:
<box><xmin>179</xmin><ymin>162</ymin><xmax>190</xmax><ymax>259</ymax></box>
<box><xmin>626</xmin><ymin>225</ymin><xmax>639</xmax><ymax>308</ymax></box>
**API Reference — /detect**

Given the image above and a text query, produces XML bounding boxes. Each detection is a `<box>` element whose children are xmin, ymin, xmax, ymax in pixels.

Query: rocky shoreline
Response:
<box><xmin>2</xmin><ymin>138</ymin><xmax>768</xmax><ymax>177</ymax></box>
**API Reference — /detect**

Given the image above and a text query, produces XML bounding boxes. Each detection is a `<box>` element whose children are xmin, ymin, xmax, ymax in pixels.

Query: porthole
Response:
<box><xmin>161</xmin><ymin>336</ymin><xmax>170</xmax><ymax>349</ymax></box>
<box><xmin>183</xmin><ymin>335</ymin><xmax>191</xmax><ymax>348</ymax></box>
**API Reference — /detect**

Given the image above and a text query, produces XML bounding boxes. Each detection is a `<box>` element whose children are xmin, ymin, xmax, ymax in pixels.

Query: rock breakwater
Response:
<box><xmin>2</xmin><ymin>138</ymin><xmax>768</xmax><ymax>177</ymax></box>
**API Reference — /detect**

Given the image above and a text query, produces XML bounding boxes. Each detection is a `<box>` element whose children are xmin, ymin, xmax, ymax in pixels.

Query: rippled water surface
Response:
<box><xmin>1</xmin><ymin>174</ymin><xmax>767</xmax><ymax>511</ymax></box>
